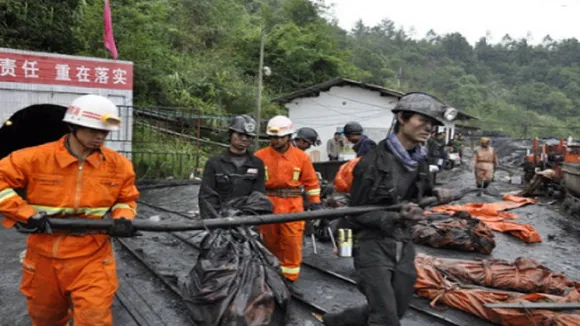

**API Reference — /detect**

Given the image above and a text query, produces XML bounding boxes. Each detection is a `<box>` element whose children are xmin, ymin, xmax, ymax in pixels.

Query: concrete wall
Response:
<box><xmin>0</xmin><ymin>48</ymin><xmax>133</xmax><ymax>154</ymax></box>
<box><xmin>286</xmin><ymin>85</ymin><xmax>397</xmax><ymax>161</ymax></box>
<box><xmin>0</xmin><ymin>83</ymin><xmax>133</xmax><ymax>153</ymax></box>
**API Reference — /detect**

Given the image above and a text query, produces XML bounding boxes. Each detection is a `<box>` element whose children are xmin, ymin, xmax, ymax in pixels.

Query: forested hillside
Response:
<box><xmin>2</xmin><ymin>0</ymin><xmax>579</xmax><ymax>137</ymax></box>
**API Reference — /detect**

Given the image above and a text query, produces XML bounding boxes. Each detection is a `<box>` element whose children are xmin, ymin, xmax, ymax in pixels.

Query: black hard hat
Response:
<box><xmin>229</xmin><ymin>114</ymin><xmax>257</xmax><ymax>137</ymax></box>
<box><xmin>392</xmin><ymin>92</ymin><xmax>458</xmax><ymax>126</ymax></box>
<box><xmin>343</xmin><ymin>121</ymin><xmax>364</xmax><ymax>135</ymax></box>
<box><xmin>294</xmin><ymin>127</ymin><xmax>321</xmax><ymax>146</ymax></box>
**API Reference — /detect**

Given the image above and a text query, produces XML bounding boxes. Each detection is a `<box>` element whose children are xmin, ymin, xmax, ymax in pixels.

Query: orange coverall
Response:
<box><xmin>255</xmin><ymin>145</ymin><xmax>321</xmax><ymax>281</ymax></box>
<box><xmin>0</xmin><ymin>136</ymin><xmax>139</xmax><ymax>326</ymax></box>
<box><xmin>473</xmin><ymin>146</ymin><xmax>498</xmax><ymax>183</ymax></box>
<box><xmin>333</xmin><ymin>157</ymin><xmax>361</xmax><ymax>193</ymax></box>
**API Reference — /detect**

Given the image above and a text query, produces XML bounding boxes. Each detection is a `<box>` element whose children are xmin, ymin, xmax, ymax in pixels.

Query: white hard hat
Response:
<box><xmin>62</xmin><ymin>94</ymin><xmax>121</xmax><ymax>131</ymax></box>
<box><xmin>266</xmin><ymin>115</ymin><xmax>294</xmax><ymax>136</ymax></box>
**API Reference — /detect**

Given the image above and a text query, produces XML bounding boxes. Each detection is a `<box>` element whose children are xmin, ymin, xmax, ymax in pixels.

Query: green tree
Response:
<box><xmin>0</xmin><ymin>0</ymin><xmax>83</xmax><ymax>53</ymax></box>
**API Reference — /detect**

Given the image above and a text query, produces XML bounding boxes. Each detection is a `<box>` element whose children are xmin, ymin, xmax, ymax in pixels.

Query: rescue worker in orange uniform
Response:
<box><xmin>255</xmin><ymin>116</ymin><xmax>321</xmax><ymax>294</ymax></box>
<box><xmin>472</xmin><ymin>137</ymin><xmax>499</xmax><ymax>188</ymax></box>
<box><xmin>291</xmin><ymin>127</ymin><xmax>323</xmax><ymax>210</ymax></box>
<box><xmin>334</xmin><ymin>157</ymin><xmax>362</xmax><ymax>194</ymax></box>
<box><xmin>0</xmin><ymin>94</ymin><xmax>140</xmax><ymax>326</ymax></box>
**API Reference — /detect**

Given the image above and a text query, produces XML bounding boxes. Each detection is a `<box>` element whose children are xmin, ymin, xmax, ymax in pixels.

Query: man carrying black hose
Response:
<box><xmin>320</xmin><ymin>92</ymin><xmax>456</xmax><ymax>326</ymax></box>
<box><xmin>198</xmin><ymin>115</ymin><xmax>266</xmax><ymax>219</ymax></box>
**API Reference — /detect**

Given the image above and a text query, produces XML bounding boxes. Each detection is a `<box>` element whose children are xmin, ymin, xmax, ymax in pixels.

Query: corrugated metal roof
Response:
<box><xmin>271</xmin><ymin>77</ymin><xmax>404</xmax><ymax>103</ymax></box>
<box><xmin>271</xmin><ymin>77</ymin><xmax>478</xmax><ymax>121</ymax></box>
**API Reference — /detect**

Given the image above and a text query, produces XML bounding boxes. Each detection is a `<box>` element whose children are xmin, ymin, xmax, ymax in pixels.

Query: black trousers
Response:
<box><xmin>323</xmin><ymin>238</ymin><xmax>417</xmax><ymax>326</ymax></box>
<box><xmin>476</xmin><ymin>180</ymin><xmax>491</xmax><ymax>188</ymax></box>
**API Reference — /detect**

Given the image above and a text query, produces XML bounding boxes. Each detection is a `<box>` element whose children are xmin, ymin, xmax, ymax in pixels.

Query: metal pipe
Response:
<box><xmin>311</xmin><ymin>233</ymin><xmax>317</xmax><ymax>255</ymax></box>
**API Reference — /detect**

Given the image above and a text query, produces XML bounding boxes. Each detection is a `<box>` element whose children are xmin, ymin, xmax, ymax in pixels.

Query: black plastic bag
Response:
<box><xmin>410</xmin><ymin>212</ymin><xmax>496</xmax><ymax>254</ymax></box>
<box><xmin>181</xmin><ymin>192</ymin><xmax>289</xmax><ymax>326</ymax></box>
<box><xmin>219</xmin><ymin>191</ymin><xmax>274</xmax><ymax>218</ymax></box>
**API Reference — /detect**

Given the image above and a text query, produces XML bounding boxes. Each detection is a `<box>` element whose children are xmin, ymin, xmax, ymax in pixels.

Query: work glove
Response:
<box><xmin>108</xmin><ymin>217</ymin><xmax>139</xmax><ymax>238</ymax></box>
<box><xmin>309</xmin><ymin>203</ymin><xmax>323</xmax><ymax>211</ymax></box>
<box><xmin>16</xmin><ymin>212</ymin><xmax>52</xmax><ymax>234</ymax></box>
<box><xmin>400</xmin><ymin>203</ymin><xmax>424</xmax><ymax>221</ymax></box>
<box><xmin>304</xmin><ymin>220</ymin><xmax>316</xmax><ymax>236</ymax></box>
<box><xmin>433</xmin><ymin>187</ymin><xmax>454</xmax><ymax>204</ymax></box>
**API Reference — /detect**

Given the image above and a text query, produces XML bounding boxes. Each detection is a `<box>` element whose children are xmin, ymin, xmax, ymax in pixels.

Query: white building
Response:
<box><xmin>273</xmin><ymin>78</ymin><xmax>475</xmax><ymax>162</ymax></box>
<box><xmin>0</xmin><ymin>47</ymin><xmax>133</xmax><ymax>157</ymax></box>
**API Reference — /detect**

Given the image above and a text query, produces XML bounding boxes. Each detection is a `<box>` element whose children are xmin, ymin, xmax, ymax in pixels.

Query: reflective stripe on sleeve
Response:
<box><xmin>0</xmin><ymin>188</ymin><xmax>17</xmax><ymax>203</ymax></box>
<box><xmin>112</xmin><ymin>203</ymin><xmax>136</xmax><ymax>214</ymax></box>
<box><xmin>30</xmin><ymin>205</ymin><xmax>109</xmax><ymax>217</ymax></box>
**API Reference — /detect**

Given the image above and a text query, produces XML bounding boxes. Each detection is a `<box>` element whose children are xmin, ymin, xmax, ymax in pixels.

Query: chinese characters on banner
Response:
<box><xmin>0</xmin><ymin>49</ymin><xmax>133</xmax><ymax>90</ymax></box>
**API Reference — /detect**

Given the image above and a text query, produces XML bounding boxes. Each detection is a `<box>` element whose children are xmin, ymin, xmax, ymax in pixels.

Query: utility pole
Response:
<box><xmin>397</xmin><ymin>67</ymin><xmax>402</xmax><ymax>88</ymax></box>
<box><xmin>255</xmin><ymin>26</ymin><xmax>266</xmax><ymax>149</ymax></box>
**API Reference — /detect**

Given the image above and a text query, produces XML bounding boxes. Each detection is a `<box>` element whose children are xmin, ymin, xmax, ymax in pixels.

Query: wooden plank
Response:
<box><xmin>484</xmin><ymin>302</ymin><xmax>580</xmax><ymax>310</ymax></box>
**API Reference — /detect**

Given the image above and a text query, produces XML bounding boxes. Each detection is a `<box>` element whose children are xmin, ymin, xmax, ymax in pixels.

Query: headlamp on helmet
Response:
<box><xmin>267</xmin><ymin>126</ymin><xmax>280</xmax><ymax>134</ymax></box>
<box><xmin>443</xmin><ymin>107</ymin><xmax>458</xmax><ymax>122</ymax></box>
<box><xmin>101</xmin><ymin>114</ymin><xmax>122</xmax><ymax>127</ymax></box>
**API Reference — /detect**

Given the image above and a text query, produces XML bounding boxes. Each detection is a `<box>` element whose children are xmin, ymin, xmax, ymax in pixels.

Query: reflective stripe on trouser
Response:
<box><xmin>306</xmin><ymin>188</ymin><xmax>321</xmax><ymax>196</ymax></box>
<box><xmin>260</xmin><ymin>195</ymin><xmax>305</xmax><ymax>281</ymax></box>
<box><xmin>20</xmin><ymin>241</ymin><xmax>118</xmax><ymax>326</ymax></box>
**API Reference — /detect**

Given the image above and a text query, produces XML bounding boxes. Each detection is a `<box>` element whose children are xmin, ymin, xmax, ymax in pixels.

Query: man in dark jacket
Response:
<box><xmin>321</xmin><ymin>93</ymin><xmax>456</xmax><ymax>326</ymax></box>
<box><xmin>427</xmin><ymin>131</ymin><xmax>447</xmax><ymax>166</ymax></box>
<box><xmin>198</xmin><ymin>115</ymin><xmax>266</xmax><ymax>219</ymax></box>
<box><xmin>292</xmin><ymin>127</ymin><xmax>321</xmax><ymax>152</ymax></box>
<box><xmin>343</xmin><ymin>121</ymin><xmax>377</xmax><ymax>157</ymax></box>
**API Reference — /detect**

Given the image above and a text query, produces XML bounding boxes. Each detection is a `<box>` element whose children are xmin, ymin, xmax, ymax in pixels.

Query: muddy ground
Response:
<box><xmin>2</xmin><ymin>143</ymin><xmax>580</xmax><ymax>325</ymax></box>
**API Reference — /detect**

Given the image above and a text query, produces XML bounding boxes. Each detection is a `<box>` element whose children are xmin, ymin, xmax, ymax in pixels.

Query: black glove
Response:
<box><xmin>108</xmin><ymin>218</ymin><xmax>139</xmax><ymax>237</ymax></box>
<box><xmin>304</xmin><ymin>220</ymin><xmax>316</xmax><ymax>236</ymax></box>
<box><xmin>309</xmin><ymin>203</ymin><xmax>323</xmax><ymax>211</ymax></box>
<box><xmin>16</xmin><ymin>212</ymin><xmax>52</xmax><ymax>234</ymax></box>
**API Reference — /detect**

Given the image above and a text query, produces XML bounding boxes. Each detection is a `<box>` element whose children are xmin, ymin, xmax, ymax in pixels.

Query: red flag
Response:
<box><xmin>103</xmin><ymin>0</ymin><xmax>118</xmax><ymax>59</ymax></box>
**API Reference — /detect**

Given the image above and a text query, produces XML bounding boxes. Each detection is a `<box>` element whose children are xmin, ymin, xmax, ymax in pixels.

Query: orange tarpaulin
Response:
<box><xmin>419</xmin><ymin>255</ymin><xmax>578</xmax><ymax>295</ymax></box>
<box><xmin>481</xmin><ymin>221</ymin><xmax>542</xmax><ymax>243</ymax></box>
<box><xmin>415</xmin><ymin>254</ymin><xmax>580</xmax><ymax>326</ymax></box>
<box><xmin>431</xmin><ymin>195</ymin><xmax>542</xmax><ymax>243</ymax></box>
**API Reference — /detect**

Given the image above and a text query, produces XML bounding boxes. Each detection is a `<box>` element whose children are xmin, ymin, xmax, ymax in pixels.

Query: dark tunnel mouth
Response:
<box><xmin>0</xmin><ymin>104</ymin><xmax>69</xmax><ymax>159</ymax></box>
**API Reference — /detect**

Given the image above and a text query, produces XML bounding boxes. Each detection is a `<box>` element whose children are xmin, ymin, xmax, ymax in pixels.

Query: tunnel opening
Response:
<box><xmin>0</xmin><ymin>104</ymin><xmax>70</xmax><ymax>159</ymax></box>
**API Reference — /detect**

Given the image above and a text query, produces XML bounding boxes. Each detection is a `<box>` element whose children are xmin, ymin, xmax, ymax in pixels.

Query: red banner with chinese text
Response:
<box><xmin>0</xmin><ymin>49</ymin><xmax>133</xmax><ymax>90</ymax></box>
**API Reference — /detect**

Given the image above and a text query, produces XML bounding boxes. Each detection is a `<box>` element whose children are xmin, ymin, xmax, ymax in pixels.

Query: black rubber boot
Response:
<box><xmin>284</xmin><ymin>278</ymin><xmax>304</xmax><ymax>298</ymax></box>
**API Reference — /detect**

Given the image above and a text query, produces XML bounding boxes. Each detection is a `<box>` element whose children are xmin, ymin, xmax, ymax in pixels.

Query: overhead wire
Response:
<box><xmin>297</xmin><ymin>111</ymin><xmax>391</xmax><ymax>129</ymax></box>
<box><xmin>288</xmin><ymin>96</ymin><xmax>395</xmax><ymax>129</ymax></box>
<box><xmin>290</xmin><ymin>98</ymin><xmax>390</xmax><ymax>123</ymax></box>
<box><xmin>472</xmin><ymin>119</ymin><xmax>580</xmax><ymax>130</ymax></box>
<box><xmin>323</xmin><ymin>92</ymin><xmax>399</xmax><ymax>110</ymax></box>
<box><xmin>274</xmin><ymin>84</ymin><xmax>580</xmax><ymax>133</ymax></box>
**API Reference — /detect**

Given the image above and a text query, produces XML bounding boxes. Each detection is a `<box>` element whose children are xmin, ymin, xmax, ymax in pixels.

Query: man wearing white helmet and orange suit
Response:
<box><xmin>255</xmin><ymin>116</ymin><xmax>322</xmax><ymax>294</ymax></box>
<box><xmin>0</xmin><ymin>94</ymin><xmax>140</xmax><ymax>326</ymax></box>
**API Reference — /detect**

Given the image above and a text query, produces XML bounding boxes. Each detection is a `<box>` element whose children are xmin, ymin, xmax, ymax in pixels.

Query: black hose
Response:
<box><xmin>46</xmin><ymin>188</ymin><xmax>481</xmax><ymax>233</ymax></box>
